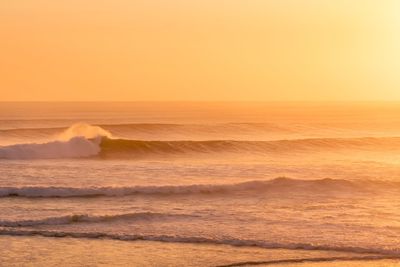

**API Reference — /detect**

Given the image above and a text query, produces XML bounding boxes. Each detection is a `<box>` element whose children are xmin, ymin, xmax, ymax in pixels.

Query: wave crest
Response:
<box><xmin>0</xmin><ymin>123</ymin><xmax>111</xmax><ymax>159</ymax></box>
<box><xmin>0</xmin><ymin>178</ymin><xmax>391</xmax><ymax>198</ymax></box>
<box><xmin>57</xmin><ymin>123</ymin><xmax>112</xmax><ymax>141</ymax></box>
<box><xmin>1</xmin><ymin>122</ymin><xmax>400</xmax><ymax>160</ymax></box>
<box><xmin>0</xmin><ymin>136</ymin><xmax>101</xmax><ymax>159</ymax></box>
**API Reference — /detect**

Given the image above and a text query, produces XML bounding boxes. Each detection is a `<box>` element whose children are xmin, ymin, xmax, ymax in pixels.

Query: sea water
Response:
<box><xmin>1</xmin><ymin>102</ymin><xmax>400</xmax><ymax>266</ymax></box>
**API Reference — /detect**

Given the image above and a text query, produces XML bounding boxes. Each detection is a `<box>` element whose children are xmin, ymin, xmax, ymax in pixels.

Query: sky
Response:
<box><xmin>1</xmin><ymin>0</ymin><xmax>400</xmax><ymax>101</ymax></box>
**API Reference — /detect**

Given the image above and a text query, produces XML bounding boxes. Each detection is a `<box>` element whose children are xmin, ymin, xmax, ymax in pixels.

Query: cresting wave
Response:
<box><xmin>0</xmin><ymin>136</ymin><xmax>102</xmax><ymax>159</ymax></box>
<box><xmin>0</xmin><ymin>178</ymin><xmax>395</xmax><ymax>198</ymax></box>
<box><xmin>0</xmin><ymin>123</ymin><xmax>108</xmax><ymax>159</ymax></box>
<box><xmin>2</xmin><ymin>136</ymin><xmax>400</xmax><ymax>160</ymax></box>
<box><xmin>1</xmin><ymin>229</ymin><xmax>400</xmax><ymax>257</ymax></box>
<box><xmin>0</xmin><ymin>212</ymin><xmax>196</xmax><ymax>227</ymax></box>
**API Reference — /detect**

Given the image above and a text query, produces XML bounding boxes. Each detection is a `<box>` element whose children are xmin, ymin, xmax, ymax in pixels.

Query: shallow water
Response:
<box><xmin>2</xmin><ymin>236</ymin><xmax>389</xmax><ymax>267</ymax></box>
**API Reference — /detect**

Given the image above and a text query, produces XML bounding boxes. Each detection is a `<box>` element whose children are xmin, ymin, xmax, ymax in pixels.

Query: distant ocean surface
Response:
<box><xmin>1</xmin><ymin>102</ymin><xmax>400</xmax><ymax>266</ymax></box>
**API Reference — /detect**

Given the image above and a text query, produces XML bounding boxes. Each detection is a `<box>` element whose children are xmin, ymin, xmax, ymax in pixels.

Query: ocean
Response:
<box><xmin>1</xmin><ymin>102</ymin><xmax>400</xmax><ymax>266</ymax></box>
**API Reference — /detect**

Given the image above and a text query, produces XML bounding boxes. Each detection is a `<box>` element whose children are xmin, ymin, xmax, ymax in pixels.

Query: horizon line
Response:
<box><xmin>2</xmin><ymin>100</ymin><xmax>400</xmax><ymax>103</ymax></box>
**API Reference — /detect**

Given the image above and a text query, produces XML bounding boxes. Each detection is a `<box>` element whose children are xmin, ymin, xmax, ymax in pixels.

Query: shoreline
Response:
<box><xmin>1</xmin><ymin>235</ymin><xmax>398</xmax><ymax>267</ymax></box>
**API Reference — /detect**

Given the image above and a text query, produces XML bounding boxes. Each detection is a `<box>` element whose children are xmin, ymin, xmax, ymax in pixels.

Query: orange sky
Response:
<box><xmin>1</xmin><ymin>0</ymin><xmax>400</xmax><ymax>101</ymax></box>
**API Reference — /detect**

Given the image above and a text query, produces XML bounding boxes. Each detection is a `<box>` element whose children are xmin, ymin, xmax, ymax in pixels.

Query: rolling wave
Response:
<box><xmin>0</xmin><ymin>178</ymin><xmax>394</xmax><ymax>198</ymax></box>
<box><xmin>98</xmin><ymin>136</ymin><xmax>400</xmax><ymax>158</ymax></box>
<box><xmin>1</xmin><ymin>123</ymin><xmax>400</xmax><ymax>159</ymax></box>
<box><xmin>0</xmin><ymin>212</ymin><xmax>196</xmax><ymax>227</ymax></box>
<box><xmin>1</xmin><ymin>229</ymin><xmax>400</xmax><ymax>256</ymax></box>
<box><xmin>1</xmin><ymin>136</ymin><xmax>400</xmax><ymax>160</ymax></box>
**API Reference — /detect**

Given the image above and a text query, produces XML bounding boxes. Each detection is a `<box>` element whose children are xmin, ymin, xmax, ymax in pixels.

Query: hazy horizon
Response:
<box><xmin>1</xmin><ymin>0</ymin><xmax>400</xmax><ymax>101</ymax></box>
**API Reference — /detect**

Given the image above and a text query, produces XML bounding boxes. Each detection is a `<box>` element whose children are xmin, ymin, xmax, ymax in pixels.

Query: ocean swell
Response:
<box><xmin>1</xmin><ymin>122</ymin><xmax>400</xmax><ymax>160</ymax></box>
<box><xmin>2</xmin><ymin>136</ymin><xmax>399</xmax><ymax>160</ymax></box>
<box><xmin>0</xmin><ymin>178</ymin><xmax>393</xmax><ymax>198</ymax></box>
<box><xmin>98</xmin><ymin>137</ymin><xmax>400</xmax><ymax>158</ymax></box>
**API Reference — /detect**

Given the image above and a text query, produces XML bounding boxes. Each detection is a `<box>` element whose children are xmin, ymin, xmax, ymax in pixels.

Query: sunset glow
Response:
<box><xmin>1</xmin><ymin>0</ymin><xmax>400</xmax><ymax>101</ymax></box>
<box><xmin>1</xmin><ymin>2</ymin><xmax>400</xmax><ymax>267</ymax></box>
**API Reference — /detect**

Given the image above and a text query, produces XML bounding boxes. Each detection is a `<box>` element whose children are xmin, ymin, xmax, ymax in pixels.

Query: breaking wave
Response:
<box><xmin>57</xmin><ymin>123</ymin><xmax>112</xmax><ymax>141</ymax></box>
<box><xmin>0</xmin><ymin>123</ymin><xmax>107</xmax><ymax>159</ymax></box>
<box><xmin>0</xmin><ymin>178</ymin><xmax>395</xmax><ymax>198</ymax></box>
<box><xmin>1</xmin><ymin>123</ymin><xmax>400</xmax><ymax>160</ymax></box>
<box><xmin>0</xmin><ymin>136</ymin><xmax>101</xmax><ymax>159</ymax></box>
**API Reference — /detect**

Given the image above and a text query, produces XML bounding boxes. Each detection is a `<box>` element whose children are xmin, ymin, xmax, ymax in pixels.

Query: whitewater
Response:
<box><xmin>1</xmin><ymin>102</ymin><xmax>400</xmax><ymax>266</ymax></box>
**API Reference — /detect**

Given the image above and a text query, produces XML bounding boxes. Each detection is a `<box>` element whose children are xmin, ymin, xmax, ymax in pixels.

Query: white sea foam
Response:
<box><xmin>57</xmin><ymin>123</ymin><xmax>112</xmax><ymax>141</ymax></box>
<box><xmin>0</xmin><ymin>136</ymin><xmax>101</xmax><ymax>159</ymax></box>
<box><xmin>0</xmin><ymin>123</ymin><xmax>112</xmax><ymax>159</ymax></box>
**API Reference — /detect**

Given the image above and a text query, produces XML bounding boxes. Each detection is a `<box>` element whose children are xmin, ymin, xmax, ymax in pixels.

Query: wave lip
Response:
<box><xmin>0</xmin><ymin>212</ymin><xmax>196</xmax><ymax>227</ymax></box>
<box><xmin>0</xmin><ymin>178</ymin><xmax>386</xmax><ymax>198</ymax></box>
<box><xmin>57</xmin><ymin>123</ymin><xmax>112</xmax><ymax>141</ymax></box>
<box><xmin>0</xmin><ymin>123</ymin><xmax>111</xmax><ymax>159</ymax></box>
